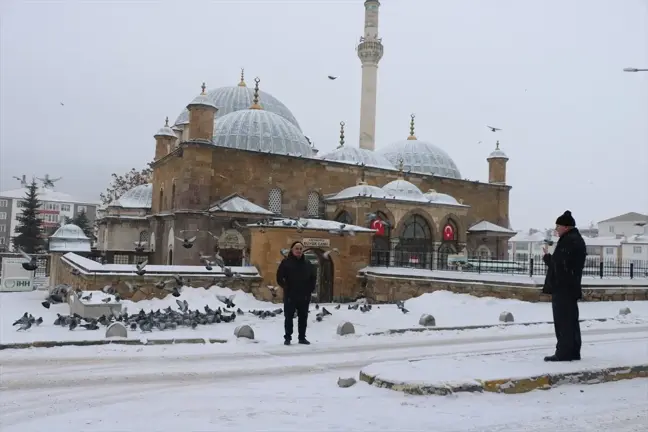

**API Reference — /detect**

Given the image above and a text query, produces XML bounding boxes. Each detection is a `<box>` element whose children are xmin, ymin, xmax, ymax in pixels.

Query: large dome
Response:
<box><xmin>212</xmin><ymin>109</ymin><xmax>314</xmax><ymax>157</ymax></box>
<box><xmin>382</xmin><ymin>179</ymin><xmax>428</xmax><ymax>202</ymax></box>
<box><xmin>174</xmin><ymin>85</ymin><xmax>301</xmax><ymax>131</ymax></box>
<box><xmin>319</xmin><ymin>146</ymin><xmax>396</xmax><ymax>170</ymax></box>
<box><xmin>111</xmin><ymin>183</ymin><xmax>153</xmax><ymax>209</ymax></box>
<box><xmin>380</xmin><ymin>139</ymin><xmax>462</xmax><ymax>179</ymax></box>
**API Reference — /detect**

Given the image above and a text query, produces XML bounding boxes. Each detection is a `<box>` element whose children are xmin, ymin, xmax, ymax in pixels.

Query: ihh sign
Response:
<box><xmin>1</xmin><ymin>259</ymin><xmax>35</xmax><ymax>292</ymax></box>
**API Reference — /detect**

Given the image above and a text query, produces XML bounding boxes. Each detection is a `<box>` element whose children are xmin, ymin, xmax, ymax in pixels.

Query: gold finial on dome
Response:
<box><xmin>337</xmin><ymin>121</ymin><xmax>346</xmax><ymax>149</ymax></box>
<box><xmin>164</xmin><ymin>116</ymin><xmax>169</xmax><ymax>127</ymax></box>
<box><xmin>407</xmin><ymin>113</ymin><xmax>417</xmax><ymax>140</ymax></box>
<box><xmin>249</xmin><ymin>77</ymin><xmax>262</xmax><ymax>110</ymax></box>
<box><xmin>238</xmin><ymin>68</ymin><xmax>246</xmax><ymax>87</ymax></box>
<box><xmin>201</xmin><ymin>82</ymin><xmax>207</xmax><ymax>94</ymax></box>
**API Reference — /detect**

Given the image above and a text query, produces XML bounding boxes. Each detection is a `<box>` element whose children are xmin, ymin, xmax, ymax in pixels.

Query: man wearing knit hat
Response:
<box><xmin>542</xmin><ymin>210</ymin><xmax>587</xmax><ymax>362</ymax></box>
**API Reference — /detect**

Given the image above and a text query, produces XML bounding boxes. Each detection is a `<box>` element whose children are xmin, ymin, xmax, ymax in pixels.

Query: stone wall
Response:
<box><xmin>249</xmin><ymin>226</ymin><xmax>373</xmax><ymax>301</ymax></box>
<box><xmin>363</xmin><ymin>272</ymin><xmax>648</xmax><ymax>303</ymax></box>
<box><xmin>50</xmin><ymin>253</ymin><xmax>263</xmax><ymax>302</ymax></box>
<box><xmin>151</xmin><ymin>143</ymin><xmax>511</xmax><ymax>229</ymax></box>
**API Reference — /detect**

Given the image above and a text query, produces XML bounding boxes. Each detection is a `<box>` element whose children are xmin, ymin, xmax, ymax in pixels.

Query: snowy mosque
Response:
<box><xmin>96</xmin><ymin>0</ymin><xmax>515</xmax><ymax>301</ymax></box>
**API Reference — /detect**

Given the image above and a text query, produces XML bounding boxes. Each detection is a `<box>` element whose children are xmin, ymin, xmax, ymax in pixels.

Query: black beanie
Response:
<box><xmin>290</xmin><ymin>241</ymin><xmax>303</xmax><ymax>249</ymax></box>
<box><xmin>555</xmin><ymin>210</ymin><xmax>576</xmax><ymax>227</ymax></box>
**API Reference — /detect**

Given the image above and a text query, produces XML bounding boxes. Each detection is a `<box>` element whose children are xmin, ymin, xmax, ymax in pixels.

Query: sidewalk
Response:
<box><xmin>359</xmin><ymin>338</ymin><xmax>648</xmax><ymax>395</ymax></box>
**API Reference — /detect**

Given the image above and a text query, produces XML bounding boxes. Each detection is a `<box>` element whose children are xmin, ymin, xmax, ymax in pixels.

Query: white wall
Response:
<box><xmin>622</xmin><ymin>242</ymin><xmax>648</xmax><ymax>262</ymax></box>
<box><xmin>598</xmin><ymin>221</ymin><xmax>647</xmax><ymax>237</ymax></box>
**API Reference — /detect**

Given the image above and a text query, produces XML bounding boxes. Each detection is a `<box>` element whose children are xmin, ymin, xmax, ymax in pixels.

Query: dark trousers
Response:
<box><xmin>552</xmin><ymin>297</ymin><xmax>582</xmax><ymax>359</ymax></box>
<box><xmin>284</xmin><ymin>298</ymin><xmax>309</xmax><ymax>341</ymax></box>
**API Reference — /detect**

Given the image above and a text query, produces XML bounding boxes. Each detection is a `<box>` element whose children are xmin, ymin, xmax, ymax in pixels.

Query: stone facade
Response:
<box><xmin>249</xmin><ymin>226</ymin><xmax>373</xmax><ymax>302</ymax></box>
<box><xmin>363</xmin><ymin>272</ymin><xmax>648</xmax><ymax>303</ymax></box>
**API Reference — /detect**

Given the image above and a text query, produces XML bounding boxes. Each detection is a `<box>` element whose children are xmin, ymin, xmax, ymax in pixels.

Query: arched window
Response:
<box><xmin>171</xmin><ymin>180</ymin><xmax>176</xmax><ymax>209</ymax></box>
<box><xmin>397</xmin><ymin>214</ymin><xmax>432</xmax><ymax>269</ymax></box>
<box><xmin>476</xmin><ymin>245</ymin><xmax>492</xmax><ymax>259</ymax></box>
<box><xmin>334</xmin><ymin>210</ymin><xmax>353</xmax><ymax>225</ymax></box>
<box><xmin>159</xmin><ymin>188</ymin><xmax>164</xmax><ymax>211</ymax></box>
<box><xmin>268</xmin><ymin>188</ymin><xmax>282</xmax><ymax>214</ymax></box>
<box><xmin>307</xmin><ymin>191</ymin><xmax>321</xmax><ymax>218</ymax></box>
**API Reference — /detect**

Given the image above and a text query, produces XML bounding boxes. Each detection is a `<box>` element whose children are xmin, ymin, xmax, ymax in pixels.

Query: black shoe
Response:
<box><xmin>284</xmin><ymin>339</ymin><xmax>291</xmax><ymax>346</ymax></box>
<box><xmin>572</xmin><ymin>354</ymin><xmax>581</xmax><ymax>361</ymax></box>
<box><xmin>298</xmin><ymin>339</ymin><xmax>310</xmax><ymax>345</ymax></box>
<box><xmin>544</xmin><ymin>354</ymin><xmax>571</xmax><ymax>362</ymax></box>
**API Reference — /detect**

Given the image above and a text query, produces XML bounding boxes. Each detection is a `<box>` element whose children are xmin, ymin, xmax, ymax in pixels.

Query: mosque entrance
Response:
<box><xmin>304</xmin><ymin>248</ymin><xmax>334</xmax><ymax>303</ymax></box>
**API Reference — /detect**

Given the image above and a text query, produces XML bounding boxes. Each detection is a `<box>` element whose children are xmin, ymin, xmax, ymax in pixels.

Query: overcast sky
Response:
<box><xmin>1</xmin><ymin>0</ymin><xmax>647</xmax><ymax>230</ymax></box>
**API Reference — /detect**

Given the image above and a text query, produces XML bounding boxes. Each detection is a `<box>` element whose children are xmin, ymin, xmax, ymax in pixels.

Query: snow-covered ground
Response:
<box><xmin>2</xmin><ymin>287</ymin><xmax>648</xmax><ymax>344</ymax></box>
<box><xmin>2</xmin><ymin>331</ymin><xmax>647</xmax><ymax>431</ymax></box>
<box><xmin>362</xmin><ymin>339</ymin><xmax>648</xmax><ymax>389</ymax></box>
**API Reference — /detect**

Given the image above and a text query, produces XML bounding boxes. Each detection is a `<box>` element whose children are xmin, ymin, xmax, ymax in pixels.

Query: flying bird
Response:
<box><xmin>328</xmin><ymin>75</ymin><xmax>339</xmax><ymax>80</ymax></box>
<box><xmin>486</xmin><ymin>125</ymin><xmax>502</xmax><ymax>132</ymax></box>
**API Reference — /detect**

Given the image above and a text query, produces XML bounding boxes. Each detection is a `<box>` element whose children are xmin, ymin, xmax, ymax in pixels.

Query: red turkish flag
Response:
<box><xmin>371</xmin><ymin>219</ymin><xmax>385</xmax><ymax>236</ymax></box>
<box><xmin>443</xmin><ymin>224</ymin><xmax>455</xmax><ymax>241</ymax></box>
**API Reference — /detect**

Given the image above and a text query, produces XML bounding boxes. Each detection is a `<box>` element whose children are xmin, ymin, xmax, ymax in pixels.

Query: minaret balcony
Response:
<box><xmin>356</xmin><ymin>40</ymin><xmax>384</xmax><ymax>63</ymax></box>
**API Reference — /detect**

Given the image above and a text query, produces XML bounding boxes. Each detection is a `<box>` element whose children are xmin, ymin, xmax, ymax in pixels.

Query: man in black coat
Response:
<box><xmin>276</xmin><ymin>241</ymin><xmax>317</xmax><ymax>345</ymax></box>
<box><xmin>542</xmin><ymin>210</ymin><xmax>587</xmax><ymax>362</ymax></box>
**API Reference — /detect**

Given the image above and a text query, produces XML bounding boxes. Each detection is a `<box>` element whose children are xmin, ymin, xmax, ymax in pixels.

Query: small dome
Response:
<box><xmin>111</xmin><ymin>184</ymin><xmax>153</xmax><ymax>209</ymax></box>
<box><xmin>424</xmin><ymin>189</ymin><xmax>463</xmax><ymax>206</ymax></box>
<box><xmin>330</xmin><ymin>183</ymin><xmax>389</xmax><ymax>200</ymax></box>
<box><xmin>51</xmin><ymin>224</ymin><xmax>88</xmax><ymax>240</ymax></box>
<box><xmin>154</xmin><ymin>126</ymin><xmax>176</xmax><ymax>138</ymax></box>
<box><xmin>174</xmin><ymin>85</ymin><xmax>301</xmax><ymax>130</ymax></box>
<box><xmin>380</xmin><ymin>139</ymin><xmax>462</xmax><ymax>179</ymax></box>
<box><xmin>382</xmin><ymin>179</ymin><xmax>427</xmax><ymax>201</ymax></box>
<box><xmin>212</xmin><ymin>109</ymin><xmax>313</xmax><ymax>157</ymax></box>
<box><xmin>487</xmin><ymin>140</ymin><xmax>508</xmax><ymax>160</ymax></box>
<box><xmin>187</xmin><ymin>93</ymin><xmax>218</xmax><ymax>110</ymax></box>
<box><xmin>319</xmin><ymin>146</ymin><xmax>396</xmax><ymax>170</ymax></box>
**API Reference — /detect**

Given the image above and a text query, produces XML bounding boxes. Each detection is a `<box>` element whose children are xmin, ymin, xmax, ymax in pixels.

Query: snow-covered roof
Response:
<box><xmin>50</xmin><ymin>225</ymin><xmax>91</xmax><ymax>252</ymax></box>
<box><xmin>248</xmin><ymin>217</ymin><xmax>374</xmax><ymax>233</ymax></box>
<box><xmin>423</xmin><ymin>189</ymin><xmax>467</xmax><ymax>207</ymax></box>
<box><xmin>584</xmin><ymin>236</ymin><xmax>622</xmax><ymax>247</ymax></box>
<box><xmin>319</xmin><ymin>146</ymin><xmax>396</xmax><ymax>170</ymax></box>
<box><xmin>468</xmin><ymin>221</ymin><xmax>516</xmax><ymax>235</ymax></box>
<box><xmin>110</xmin><ymin>184</ymin><xmax>152</xmax><ymax>209</ymax></box>
<box><xmin>187</xmin><ymin>93</ymin><xmax>218</xmax><ymax>110</ymax></box>
<box><xmin>508</xmin><ymin>231</ymin><xmax>549</xmax><ymax>243</ymax></box>
<box><xmin>51</xmin><ymin>224</ymin><xmax>88</xmax><ymax>240</ymax></box>
<box><xmin>598</xmin><ymin>212</ymin><xmax>648</xmax><ymax>224</ymax></box>
<box><xmin>0</xmin><ymin>188</ymin><xmax>97</xmax><ymax>205</ymax></box>
<box><xmin>208</xmin><ymin>194</ymin><xmax>274</xmax><ymax>215</ymax></box>
<box><xmin>382</xmin><ymin>179</ymin><xmax>427</xmax><ymax>202</ymax></box>
<box><xmin>326</xmin><ymin>183</ymin><xmax>390</xmax><ymax>201</ymax></box>
<box><xmin>154</xmin><ymin>126</ymin><xmax>177</xmax><ymax>138</ymax></box>
<box><xmin>61</xmin><ymin>252</ymin><xmax>261</xmax><ymax>277</ymax></box>
<box><xmin>624</xmin><ymin>234</ymin><xmax>648</xmax><ymax>245</ymax></box>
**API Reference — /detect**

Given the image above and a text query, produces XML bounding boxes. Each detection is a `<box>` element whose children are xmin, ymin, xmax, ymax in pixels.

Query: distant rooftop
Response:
<box><xmin>598</xmin><ymin>212</ymin><xmax>648</xmax><ymax>224</ymax></box>
<box><xmin>0</xmin><ymin>187</ymin><xmax>98</xmax><ymax>205</ymax></box>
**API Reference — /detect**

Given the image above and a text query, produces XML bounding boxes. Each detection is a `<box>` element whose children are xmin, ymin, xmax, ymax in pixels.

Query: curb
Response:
<box><xmin>366</xmin><ymin>317</ymin><xmax>613</xmax><ymax>337</ymax></box>
<box><xmin>359</xmin><ymin>363</ymin><xmax>648</xmax><ymax>395</ymax></box>
<box><xmin>0</xmin><ymin>337</ymin><xmax>228</xmax><ymax>351</ymax></box>
<box><xmin>0</xmin><ymin>317</ymin><xmax>617</xmax><ymax>351</ymax></box>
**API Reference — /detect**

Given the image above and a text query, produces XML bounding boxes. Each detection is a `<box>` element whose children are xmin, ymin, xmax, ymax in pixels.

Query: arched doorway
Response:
<box><xmin>437</xmin><ymin>219</ymin><xmax>459</xmax><ymax>269</ymax></box>
<box><xmin>396</xmin><ymin>214</ymin><xmax>432</xmax><ymax>268</ymax></box>
<box><xmin>369</xmin><ymin>211</ymin><xmax>391</xmax><ymax>266</ymax></box>
<box><xmin>217</xmin><ymin>229</ymin><xmax>245</xmax><ymax>266</ymax></box>
<box><xmin>303</xmin><ymin>248</ymin><xmax>334</xmax><ymax>302</ymax></box>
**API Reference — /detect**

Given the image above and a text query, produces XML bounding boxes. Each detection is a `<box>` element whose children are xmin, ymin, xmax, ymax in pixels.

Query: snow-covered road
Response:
<box><xmin>2</xmin><ymin>324</ymin><xmax>648</xmax><ymax>431</ymax></box>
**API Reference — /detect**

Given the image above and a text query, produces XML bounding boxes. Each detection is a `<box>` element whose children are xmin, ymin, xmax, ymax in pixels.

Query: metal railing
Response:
<box><xmin>370</xmin><ymin>248</ymin><xmax>648</xmax><ymax>279</ymax></box>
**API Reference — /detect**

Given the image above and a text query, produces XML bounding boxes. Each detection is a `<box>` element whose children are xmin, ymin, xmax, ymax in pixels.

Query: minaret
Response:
<box><xmin>356</xmin><ymin>0</ymin><xmax>384</xmax><ymax>151</ymax></box>
<box><xmin>154</xmin><ymin>116</ymin><xmax>177</xmax><ymax>160</ymax></box>
<box><xmin>487</xmin><ymin>140</ymin><xmax>509</xmax><ymax>184</ymax></box>
<box><xmin>186</xmin><ymin>82</ymin><xmax>218</xmax><ymax>142</ymax></box>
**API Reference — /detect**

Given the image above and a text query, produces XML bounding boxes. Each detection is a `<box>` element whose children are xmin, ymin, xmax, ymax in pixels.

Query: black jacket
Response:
<box><xmin>542</xmin><ymin>228</ymin><xmax>586</xmax><ymax>300</ymax></box>
<box><xmin>276</xmin><ymin>253</ymin><xmax>317</xmax><ymax>302</ymax></box>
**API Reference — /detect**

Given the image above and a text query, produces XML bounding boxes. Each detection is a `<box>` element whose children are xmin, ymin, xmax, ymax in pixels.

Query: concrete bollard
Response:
<box><xmin>234</xmin><ymin>324</ymin><xmax>255</xmax><ymax>340</ymax></box>
<box><xmin>499</xmin><ymin>311</ymin><xmax>514</xmax><ymax>323</ymax></box>
<box><xmin>105</xmin><ymin>322</ymin><xmax>128</xmax><ymax>338</ymax></box>
<box><xmin>418</xmin><ymin>314</ymin><xmax>436</xmax><ymax>327</ymax></box>
<box><xmin>618</xmin><ymin>307</ymin><xmax>632</xmax><ymax>316</ymax></box>
<box><xmin>337</xmin><ymin>377</ymin><xmax>357</xmax><ymax>388</ymax></box>
<box><xmin>336</xmin><ymin>321</ymin><xmax>355</xmax><ymax>336</ymax></box>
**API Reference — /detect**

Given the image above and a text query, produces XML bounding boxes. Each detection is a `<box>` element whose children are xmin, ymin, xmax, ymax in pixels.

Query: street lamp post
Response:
<box><xmin>623</xmin><ymin>67</ymin><xmax>648</xmax><ymax>72</ymax></box>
